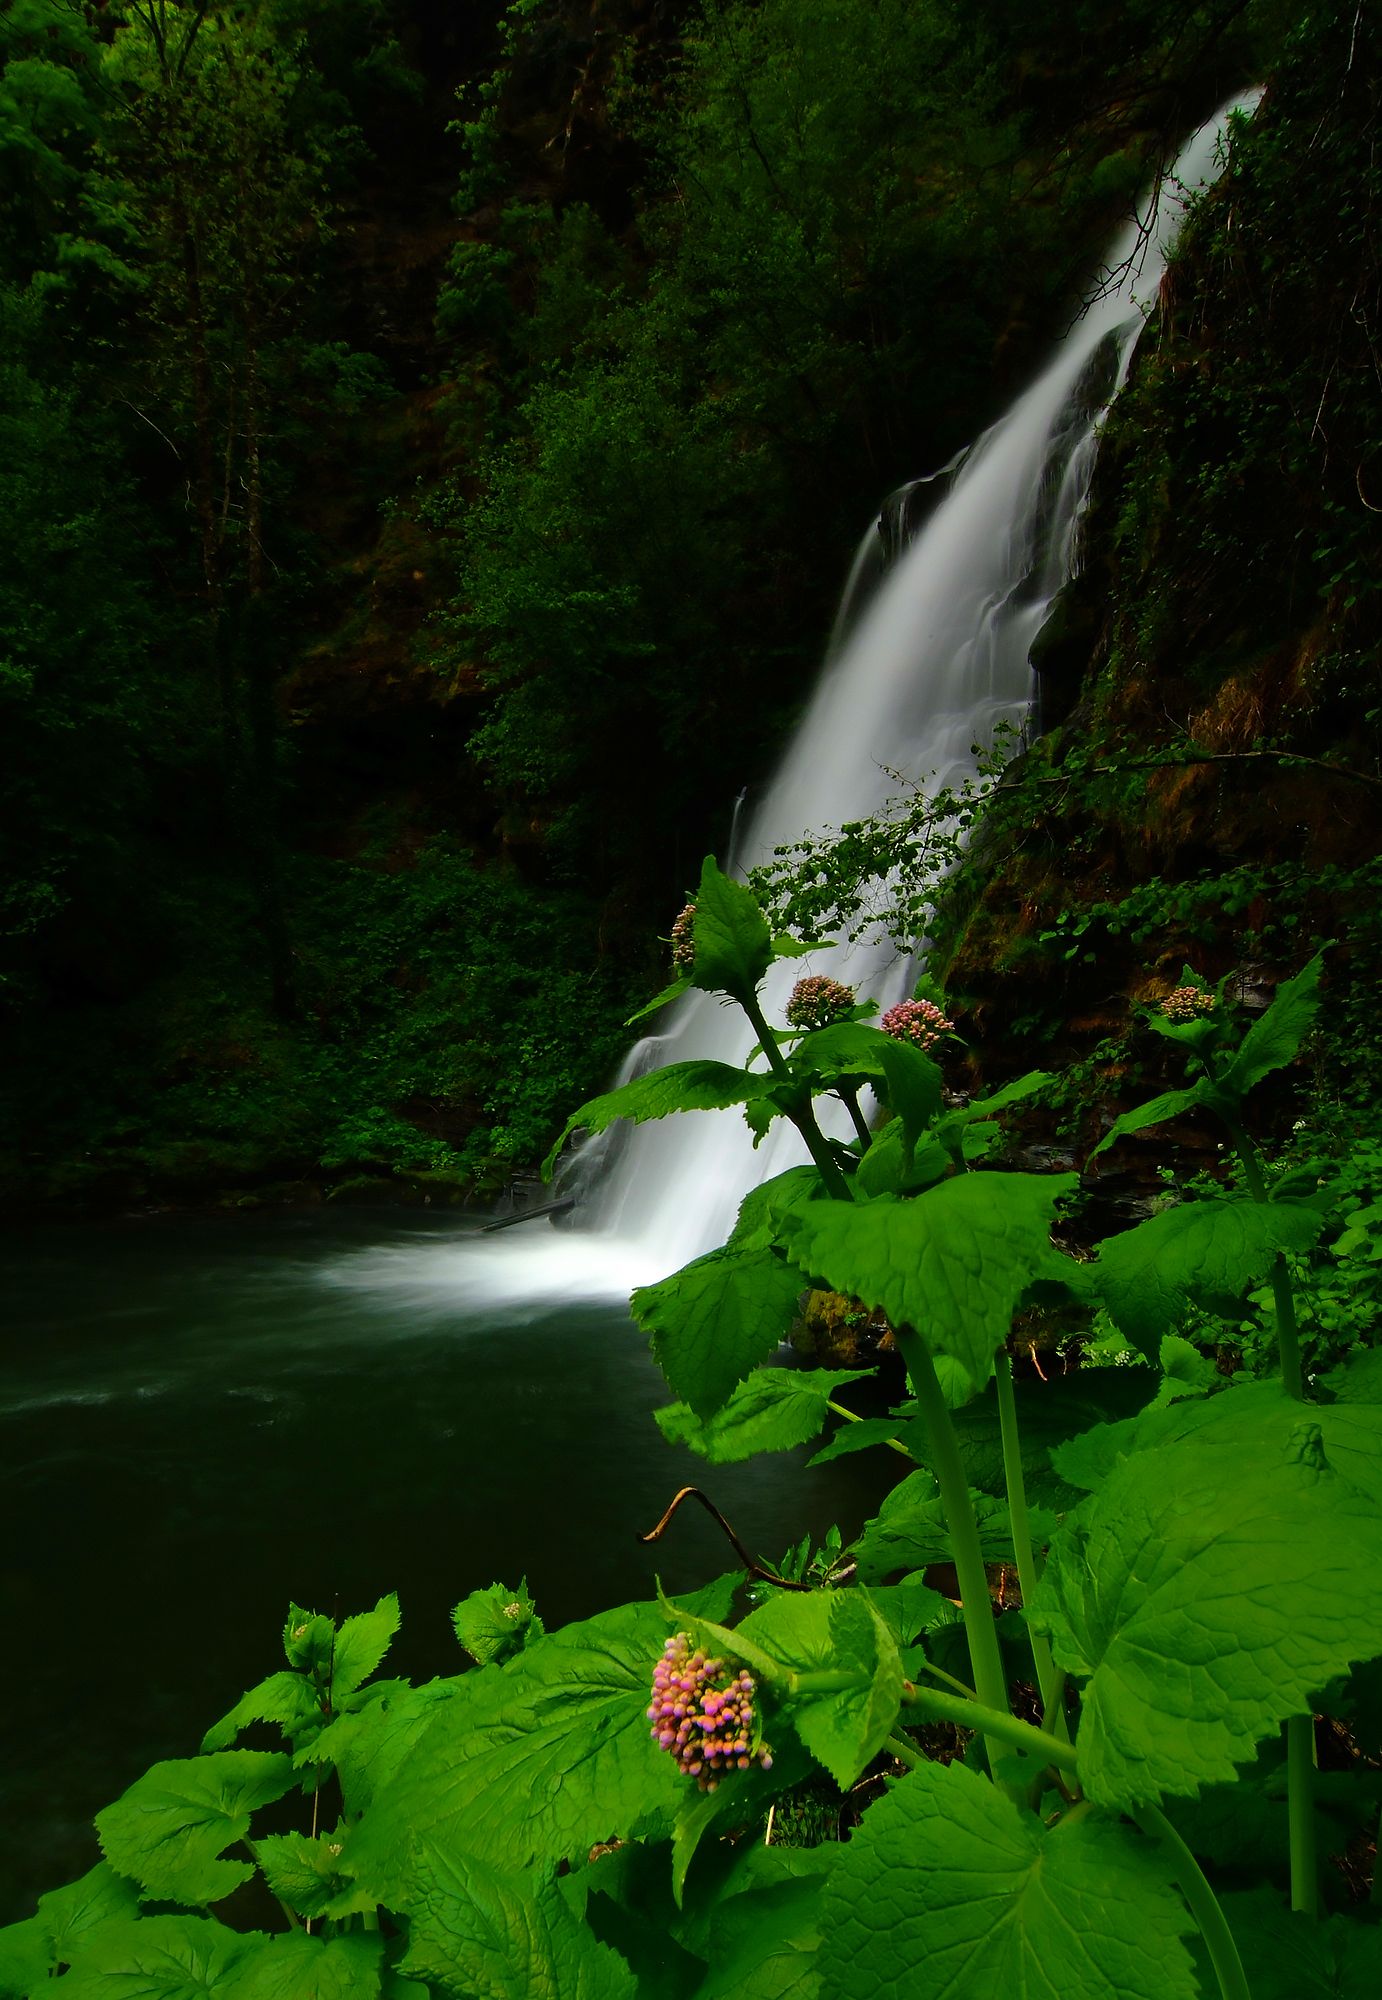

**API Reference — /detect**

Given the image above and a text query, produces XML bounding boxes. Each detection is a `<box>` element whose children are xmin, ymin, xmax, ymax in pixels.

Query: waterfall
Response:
<box><xmin>329</xmin><ymin>98</ymin><xmax>1254</xmax><ymax>1320</ymax></box>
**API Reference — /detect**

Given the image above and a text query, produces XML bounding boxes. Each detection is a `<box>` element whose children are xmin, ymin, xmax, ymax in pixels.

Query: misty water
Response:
<box><xmin>0</xmin><ymin>1209</ymin><xmax>889</xmax><ymax>1919</ymax></box>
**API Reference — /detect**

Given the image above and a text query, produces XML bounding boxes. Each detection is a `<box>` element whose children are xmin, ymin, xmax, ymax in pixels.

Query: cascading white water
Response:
<box><xmin>329</xmin><ymin>98</ymin><xmax>1254</xmax><ymax>1318</ymax></box>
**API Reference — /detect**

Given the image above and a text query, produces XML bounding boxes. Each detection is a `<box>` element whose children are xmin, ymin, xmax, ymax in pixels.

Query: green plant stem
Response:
<box><xmin>837</xmin><ymin>1081</ymin><xmax>874</xmax><ymax>1151</ymax></box>
<box><xmin>886</xmin><ymin>1729</ymin><xmax>924</xmax><ymax>1770</ymax></box>
<box><xmin>1224</xmin><ymin>1112</ymin><xmax>1315</xmax><ymax>1914</ymax></box>
<box><xmin>993</xmin><ymin>1348</ymin><xmax>1062</xmax><ymax>1722</ymax></box>
<box><xmin>742</xmin><ymin>989</ymin><xmax>853</xmax><ymax>1201</ymax></box>
<box><xmin>893</xmin><ymin>1327</ymin><xmax>1013</xmax><ymax>1752</ymax></box>
<box><xmin>1287</xmin><ymin>1713</ymin><xmax>1319</xmax><ymax>1918</ymax></box>
<box><xmin>900</xmin><ymin>1683</ymin><xmax>1077</xmax><ymax>1773</ymax></box>
<box><xmin>1223</xmin><ymin>1115</ymin><xmax>1304</xmax><ymax>1400</ymax></box>
<box><xmin>1132</xmin><ymin>1805</ymin><xmax>1252</xmax><ymax>2000</ymax></box>
<box><xmin>825</xmin><ymin>1398</ymin><xmax>915</xmax><ymax>1459</ymax></box>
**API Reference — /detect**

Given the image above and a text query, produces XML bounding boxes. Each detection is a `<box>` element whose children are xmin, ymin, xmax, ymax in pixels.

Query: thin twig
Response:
<box><xmin>640</xmin><ymin>1486</ymin><xmax>813</xmax><ymax>1590</ymax></box>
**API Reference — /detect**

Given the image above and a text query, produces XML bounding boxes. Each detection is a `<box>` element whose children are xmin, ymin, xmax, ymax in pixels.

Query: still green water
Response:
<box><xmin>0</xmin><ymin>1209</ymin><xmax>886</xmax><ymax>1920</ymax></box>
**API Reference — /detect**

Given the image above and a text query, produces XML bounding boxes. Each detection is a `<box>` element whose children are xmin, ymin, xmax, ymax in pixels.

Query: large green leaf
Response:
<box><xmin>1223</xmin><ymin>1887</ymin><xmax>1382</xmax><ymax>1999</ymax></box>
<box><xmin>58</xmin><ymin>1916</ymin><xmax>263</xmax><ymax>2000</ymax></box>
<box><xmin>0</xmin><ymin>1919</ymin><xmax>51</xmax><ymax>2000</ymax></box>
<box><xmin>816</xmin><ymin>1760</ymin><xmax>1198</xmax><ymax>2000</ymax></box>
<box><xmin>344</xmin><ymin>1602</ymin><xmax>683</xmax><ymax>1904</ymax></box>
<box><xmin>736</xmin><ymin>1591</ymin><xmax>903</xmax><ymax>1789</ymax></box>
<box><xmin>0</xmin><ymin>1865</ymin><xmax>144</xmax><ymax>1994</ymax></box>
<box><xmin>96</xmin><ymin>1751</ymin><xmax>297</xmax><ymax>1907</ymax></box>
<box><xmin>726</xmin><ymin>1168</ymin><xmax>825</xmax><ymax>1252</ymax></box>
<box><xmin>786</xmin><ymin>1175</ymin><xmax>1076</xmax><ymax>1387</ymax></box>
<box><xmin>542</xmin><ymin>1063</ymin><xmax>781</xmax><ymax>1180</ymax></box>
<box><xmin>1210</xmin><ymin>949</ymin><xmax>1329</xmax><ymax>1107</ymax></box>
<box><xmin>784</xmin><ymin>1023</ymin><xmax>893</xmax><ymax>1085</ymax></box>
<box><xmin>294</xmin><ymin>1680</ymin><xmax>461</xmax><ymax>1816</ymax></box>
<box><xmin>690</xmin><ymin>857</ymin><xmax>774</xmax><ymax>1005</ymax></box>
<box><xmin>631</xmin><ymin>1247</ymin><xmax>806</xmax><ymax>1417</ymax></box>
<box><xmin>1053</xmin><ymin>1380</ymin><xmax>1382</xmax><ymax>1505</ymax></box>
<box><xmin>876</xmin><ymin>1039</ymin><xmax>943</xmax><ymax>1157</ymax></box>
<box><xmin>1092</xmin><ymin>1197</ymin><xmax>1324</xmax><ymax>1356</ymax></box>
<box><xmin>699</xmin><ymin>1867</ymin><xmax>833</xmax><ymax>1999</ymax></box>
<box><xmin>200</xmin><ymin>1672</ymin><xmax>319</xmax><ymax>1755</ymax></box>
<box><xmin>401</xmin><ymin>1850</ymin><xmax>637</xmax><ymax>2000</ymax></box>
<box><xmin>1034</xmin><ymin>1433</ymin><xmax>1382</xmax><ymax>1808</ymax></box>
<box><xmin>654</xmin><ymin>1367</ymin><xmax>870</xmax><ymax>1463</ymax></box>
<box><xmin>224</xmin><ymin>1934</ymin><xmax>385</xmax><ymax>2000</ymax></box>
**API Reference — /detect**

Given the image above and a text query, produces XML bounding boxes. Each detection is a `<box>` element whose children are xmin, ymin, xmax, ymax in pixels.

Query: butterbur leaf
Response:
<box><xmin>1222</xmin><ymin>1887</ymin><xmax>1382</xmax><ymax>1999</ymax></box>
<box><xmin>786</xmin><ymin>1175</ymin><xmax>1077</xmax><ymax>1388</ymax></box>
<box><xmin>402</xmin><ymin>1850</ymin><xmax>637</xmax><ymax>2000</ymax></box>
<box><xmin>727</xmin><ymin>1168</ymin><xmax>825</xmax><ymax>1252</ymax></box>
<box><xmin>1053</xmin><ymin>1380</ymin><xmax>1382</xmax><ymax>1504</ymax></box>
<box><xmin>543</xmin><ymin>1063</ymin><xmax>782</xmax><ymax>1180</ymax></box>
<box><xmin>1086</xmin><ymin>1085</ymin><xmax>1206</xmax><ymax>1163</ymax></box>
<box><xmin>252</xmin><ymin>1829</ymin><xmax>377</xmax><ymax>1922</ymax></box>
<box><xmin>1034</xmin><ymin>1435</ymin><xmax>1382</xmax><ymax>1807</ymax></box>
<box><xmin>700</xmin><ymin>1862</ymin><xmax>837</xmax><ymax>1998</ymax></box>
<box><xmin>671</xmin><ymin>1743</ymin><xmax>811</xmax><ymax>1907</ymax></box>
<box><xmin>201</xmin><ymin>1671</ymin><xmax>319</xmax><ymax>1753</ymax></box>
<box><xmin>283</xmin><ymin>1607</ymin><xmax>335</xmax><ymax>1677</ymax></box>
<box><xmin>36</xmin><ymin>1865</ymin><xmax>141</xmax><ymax>1970</ymax></box>
<box><xmin>851</xmin><ymin>1470</ymin><xmax>1053</xmax><ymax>1579</ymax></box>
<box><xmin>58</xmin><ymin>1917</ymin><xmax>263</xmax><ymax>2000</ymax></box>
<box><xmin>625</xmin><ymin>975</ymin><xmax>692</xmax><ymax>1025</ymax></box>
<box><xmin>786</xmin><ymin>1022</ymin><xmax>892</xmax><ymax>1084</ymax></box>
<box><xmin>224</xmin><ymin>1933</ymin><xmax>385</xmax><ymax>2000</ymax></box>
<box><xmin>690</xmin><ymin>857</ymin><xmax>773</xmax><ymax>1004</ymax></box>
<box><xmin>297</xmin><ymin>1680</ymin><xmax>460</xmax><ymax>1817</ymax></box>
<box><xmin>655</xmin><ymin>1368</ymin><xmax>870</xmax><ymax>1463</ymax></box>
<box><xmin>0</xmin><ymin>1918</ymin><xmax>51</xmax><ymax>2000</ymax></box>
<box><xmin>1210</xmin><ymin>947</ymin><xmax>1330</xmax><ymax>1107</ymax></box>
<box><xmin>817</xmin><ymin>1760</ymin><xmax>1198</xmax><ymax>2000</ymax></box>
<box><xmin>1092</xmin><ymin>1197</ymin><xmax>1324</xmax><ymax>1357</ymax></box>
<box><xmin>876</xmin><ymin>1039</ymin><xmax>943</xmax><ymax>1157</ymax></box>
<box><xmin>737</xmin><ymin>1591</ymin><xmax>903</xmax><ymax>1788</ymax></box>
<box><xmin>331</xmin><ymin>1594</ymin><xmax>400</xmax><ymax>1701</ymax></box>
<box><xmin>632</xmin><ymin>1247</ymin><xmax>806</xmax><ymax>1417</ymax></box>
<box><xmin>345</xmin><ymin>1602</ymin><xmax>685</xmax><ymax>1897</ymax></box>
<box><xmin>96</xmin><ymin>1750</ymin><xmax>297</xmax><ymax>1906</ymax></box>
<box><xmin>452</xmin><ymin>1579</ymin><xmax>543</xmax><ymax>1665</ymax></box>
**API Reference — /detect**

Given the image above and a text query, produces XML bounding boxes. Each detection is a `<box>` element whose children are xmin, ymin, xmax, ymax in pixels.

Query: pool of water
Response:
<box><xmin>0</xmin><ymin>1208</ymin><xmax>888</xmax><ymax>1919</ymax></box>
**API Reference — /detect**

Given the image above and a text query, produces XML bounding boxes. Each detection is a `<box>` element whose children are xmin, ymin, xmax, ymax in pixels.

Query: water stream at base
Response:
<box><xmin>330</xmin><ymin>98</ymin><xmax>1254</xmax><ymax>1318</ymax></box>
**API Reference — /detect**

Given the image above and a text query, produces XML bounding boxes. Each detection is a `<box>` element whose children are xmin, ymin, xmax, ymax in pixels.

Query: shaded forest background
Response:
<box><xmin>1</xmin><ymin>0</ymin><xmax>1378</xmax><ymax>1209</ymax></box>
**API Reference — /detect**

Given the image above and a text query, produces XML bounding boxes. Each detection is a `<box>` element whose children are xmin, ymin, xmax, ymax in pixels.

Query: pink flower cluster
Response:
<box><xmin>880</xmin><ymin>997</ymin><xmax>954</xmax><ymax>1051</ymax></box>
<box><xmin>647</xmin><ymin>1633</ymin><xmax>773</xmax><ymax>1792</ymax></box>
<box><xmin>670</xmin><ymin>903</ymin><xmax>697</xmax><ymax>972</ymax></box>
<box><xmin>1162</xmin><ymin>985</ymin><xmax>1216</xmax><ymax>1023</ymax></box>
<box><xmin>785</xmin><ymin>974</ymin><xmax>856</xmax><ymax>1030</ymax></box>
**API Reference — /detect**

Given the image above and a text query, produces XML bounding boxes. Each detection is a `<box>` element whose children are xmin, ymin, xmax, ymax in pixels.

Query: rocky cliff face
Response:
<box><xmin>942</xmin><ymin>3</ymin><xmax>1382</xmax><ymax>1146</ymax></box>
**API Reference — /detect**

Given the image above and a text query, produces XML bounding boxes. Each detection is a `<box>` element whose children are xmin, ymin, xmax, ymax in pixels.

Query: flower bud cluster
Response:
<box><xmin>671</xmin><ymin>903</ymin><xmax>697</xmax><ymax>972</ymax></box>
<box><xmin>647</xmin><ymin>1633</ymin><xmax>773</xmax><ymax>1792</ymax></box>
<box><xmin>785</xmin><ymin>974</ymin><xmax>856</xmax><ymax>1030</ymax></box>
<box><xmin>1162</xmin><ymin>985</ymin><xmax>1216</xmax><ymax>1023</ymax></box>
<box><xmin>880</xmin><ymin>997</ymin><xmax>954</xmax><ymax>1051</ymax></box>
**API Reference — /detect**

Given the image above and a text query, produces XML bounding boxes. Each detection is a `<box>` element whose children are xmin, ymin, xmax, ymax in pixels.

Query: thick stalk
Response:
<box><xmin>742</xmin><ymin>990</ymin><xmax>852</xmax><ymax>1201</ymax></box>
<box><xmin>894</xmin><ymin>1327</ymin><xmax>1013</xmax><ymax>1752</ymax></box>
<box><xmin>993</xmin><ymin>1349</ymin><xmax>1062</xmax><ymax>1721</ymax></box>
<box><xmin>1223</xmin><ymin>1112</ymin><xmax>1314</xmax><ymax>1912</ymax></box>
<box><xmin>837</xmin><ymin>1081</ymin><xmax>874</xmax><ymax>1151</ymax></box>
<box><xmin>1286</xmin><ymin>1714</ymin><xmax>1319</xmax><ymax>1918</ymax></box>
<box><xmin>1222</xmin><ymin>1115</ymin><xmax>1304</xmax><ymax>1401</ymax></box>
<box><xmin>1133</xmin><ymin>1805</ymin><xmax>1252</xmax><ymax>2000</ymax></box>
<box><xmin>899</xmin><ymin>1683</ymin><xmax>1076</xmax><ymax>1774</ymax></box>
